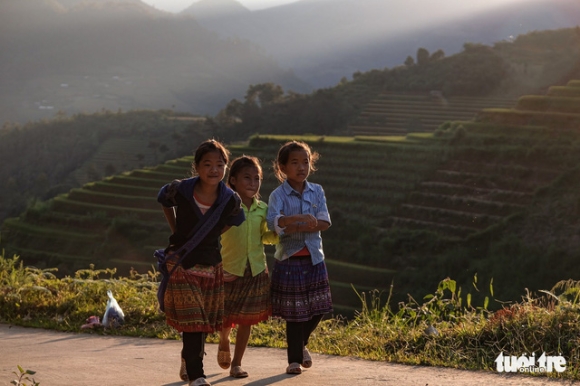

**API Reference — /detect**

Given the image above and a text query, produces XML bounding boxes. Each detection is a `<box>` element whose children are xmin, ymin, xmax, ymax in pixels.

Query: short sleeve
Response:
<box><xmin>157</xmin><ymin>182</ymin><xmax>178</xmax><ymax>207</ymax></box>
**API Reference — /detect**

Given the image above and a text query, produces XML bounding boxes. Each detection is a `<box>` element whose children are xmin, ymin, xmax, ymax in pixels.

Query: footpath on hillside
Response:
<box><xmin>0</xmin><ymin>324</ymin><xmax>575</xmax><ymax>386</ymax></box>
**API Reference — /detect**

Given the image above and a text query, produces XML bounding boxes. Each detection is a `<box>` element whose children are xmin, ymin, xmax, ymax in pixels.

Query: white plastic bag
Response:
<box><xmin>102</xmin><ymin>290</ymin><xmax>125</xmax><ymax>328</ymax></box>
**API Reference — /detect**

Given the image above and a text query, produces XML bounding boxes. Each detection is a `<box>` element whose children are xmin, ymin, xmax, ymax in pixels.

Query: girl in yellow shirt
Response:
<box><xmin>217</xmin><ymin>155</ymin><xmax>278</xmax><ymax>378</ymax></box>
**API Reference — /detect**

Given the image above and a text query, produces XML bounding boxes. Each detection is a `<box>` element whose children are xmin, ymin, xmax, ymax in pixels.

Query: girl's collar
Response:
<box><xmin>181</xmin><ymin>177</ymin><xmax>227</xmax><ymax>204</ymax></box>
<box><xmin>242</xmin><ymin>196</ymin><xmax>262</xmax><ymax>210</ymax></box>
<box><xmin>282</xmin><ymin>179</ymin><xmax>311</xmax><ymax>195</ymax></box>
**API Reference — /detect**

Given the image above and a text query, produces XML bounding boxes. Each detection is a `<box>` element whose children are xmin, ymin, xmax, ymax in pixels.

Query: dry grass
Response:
<box><xmin>1</xmin><ymin>252</ymin><xmax>579</xmax><ymax>381</ymax></box>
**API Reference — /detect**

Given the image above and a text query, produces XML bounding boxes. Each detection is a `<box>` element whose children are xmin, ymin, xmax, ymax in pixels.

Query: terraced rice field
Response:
<box><xmin>74</xmin><ymin>138</ymin><xmax>157</xmax><ymax>185</ymax></box>
<box><xmin>3</xmin><ymin>80</ymin><xmax>580</xmax><ymax>314</ymax></box>
<box><xmin>385</xmin><ymin>157</ymin><xmax>560</xmax><ymax>238</ymax></box>
<box><xmin>381</xmin><ymin>80</ymin><xmax>580</xmax><ymax>239</ymax></box>
<box><xmin>349</xmin><ymin>92</ymin><xmax>516</xmax><ymax>136</ymax></box>
<box><xmin>3</xmin><ymin>138</ymin><xmax>426</xmax><ymax>314</ymax></box>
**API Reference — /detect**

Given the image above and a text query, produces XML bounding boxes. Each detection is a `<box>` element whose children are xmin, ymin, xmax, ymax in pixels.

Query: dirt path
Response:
<box><xmin>0</xmin><ymin>324</ymin><xmax>576</xmax><ymax>385</ymax></box>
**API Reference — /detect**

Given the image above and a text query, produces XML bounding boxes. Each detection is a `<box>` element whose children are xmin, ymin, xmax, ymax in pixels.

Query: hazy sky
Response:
<box><xmin>141</xmin><ymin>0</ymin><xmax>300</xmax><ymax>12</ymax></box>
<box><xmin>142</xmin><ymin>0</ymin><xmax>535</xmax><ymax>15</ymax></box>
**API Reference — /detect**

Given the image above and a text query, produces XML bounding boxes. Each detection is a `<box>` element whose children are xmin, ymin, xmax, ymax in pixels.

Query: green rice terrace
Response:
<box><xmin>348</xmin><ymin>92</ymin><xmax>516</xmax><ymax>136</ymax></box>
<box><xmin>3</xmin><ymin>79</ymin><xmax>580</xmax><ymax>315</ymax></box>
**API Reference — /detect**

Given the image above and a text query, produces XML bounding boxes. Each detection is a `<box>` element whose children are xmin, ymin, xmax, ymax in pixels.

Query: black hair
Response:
<box><xmin>228</xmin><ymin>155</ymin><xmax>263</xmax><ymax>198</ymax></box>
<box><xmin>272</xmin><ymin>141</ymin><xmax>319</xmax><ymax>183</ymax></box>
<box><xmin>191</xmin><ymin>139</ymin><xmax>230</xmax><ymax>176</ymax></box>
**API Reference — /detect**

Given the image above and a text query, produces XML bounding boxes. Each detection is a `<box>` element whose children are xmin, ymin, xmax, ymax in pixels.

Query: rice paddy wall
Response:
<box><xmin>348</xmin><ymin>92</ymin><xmax>516</xmax><ymax>136</ymax></box>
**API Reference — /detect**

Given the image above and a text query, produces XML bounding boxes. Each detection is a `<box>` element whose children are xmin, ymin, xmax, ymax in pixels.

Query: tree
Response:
<box><xmin>245</xmin><ymin>83</ymin><xmax>284</xmax><ymax>107</ymax></box>
<box><xmin>215</xmin><ymin>99</ymin><xmax>244</xmax><ymax>126</ymax></box>
<box><xmin>416</xmin><ymin>47</ymin><xmax>430</xmax><ymax>66</ymax></box>
<box><xmin>430</xmin><ymin>49</ymin><xmax>445</xmax><ymax>61</ymax></box>
<box><xmin>404</xmin><ymin>56</ymin><xmax>415</xmax><ymax>66</ymax></box>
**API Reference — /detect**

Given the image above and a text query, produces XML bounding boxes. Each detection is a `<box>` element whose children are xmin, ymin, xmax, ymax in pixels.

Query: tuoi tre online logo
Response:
<box><xmin>495</xmin><ymin>352</ymin><xmax>566</xmax><ymax>373</ymax></box>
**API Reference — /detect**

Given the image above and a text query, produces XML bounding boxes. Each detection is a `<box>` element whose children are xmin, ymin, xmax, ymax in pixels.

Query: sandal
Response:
<box><xmin>190</xmin><ymin>377</ymin><xmax>211</xmax><ymax>386</ymax></box>
<box><xmin>217</xmin><ymin>349</ymin><xmax>231</xmax><ymax>369</ymax></box>
<box><xmin>286</xmin><ymin>362</ymin><xmax>302</xmax><ymax>375</ymax></box>
<box><xmin>229</xmin><ymin>365</ymin><xmax>249</xmax><ymax>378</ymax></box>
<box><xmin>179</xmin><ymin>358</ymin><xmax>189</xmax><ymax>382</ymax></box>
<box><xmin>302</xmin><ymin>348</ymin><xmax>312</xmax><ymax>368</ymax></box>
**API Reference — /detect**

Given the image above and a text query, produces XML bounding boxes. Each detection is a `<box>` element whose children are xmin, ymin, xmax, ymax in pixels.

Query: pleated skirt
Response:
<box><xmin>270</xmin><ymin>256</ymin><xmax>333</xmax><ymax>322</ymax></box>
<box><xmin>223</xmin><ymin>264</ymin><xmax>271</xmax><ymax>326</ymax></box>
<box><xmin>164</xmin><ymin>260</ymin><xmax>224</xmax><ymax>333</ymax></box>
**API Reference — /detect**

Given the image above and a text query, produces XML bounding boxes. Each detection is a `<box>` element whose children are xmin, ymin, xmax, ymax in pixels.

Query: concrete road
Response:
<box><xmin>0</xmin><ymin>324</ymin><xmax>574</xmax><ymax>385</ymax></box>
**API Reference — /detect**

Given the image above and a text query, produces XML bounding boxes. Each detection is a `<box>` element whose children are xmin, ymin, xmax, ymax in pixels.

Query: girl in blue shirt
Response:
<box><xmin>266</xmin><ymin>140</ymin><xmax>333</xmax><ymax>375</ymax></box>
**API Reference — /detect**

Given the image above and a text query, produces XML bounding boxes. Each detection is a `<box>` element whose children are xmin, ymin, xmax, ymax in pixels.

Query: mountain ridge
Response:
<box><xmin>186</xmin><ymin>0</ymin><xmax>580</xmax><ymax>87</ymax></box>
<box><xmin>0</xmin><ymin>0</ymin><xmax>308</xmax><ymax>125</ymax></box>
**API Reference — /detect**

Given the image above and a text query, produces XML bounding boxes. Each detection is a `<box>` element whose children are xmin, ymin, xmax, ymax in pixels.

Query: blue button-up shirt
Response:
<box><xmin>266</xmin><ymin>180</ymin><xmax>331</xmax><ymax>265</ymax></box>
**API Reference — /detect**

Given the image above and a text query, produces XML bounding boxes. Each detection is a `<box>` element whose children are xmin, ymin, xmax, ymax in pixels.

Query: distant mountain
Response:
<box><xmin>0</xmin><ymin>0</ymin><xmax>308</xmax><ymax>124</ymax></box>
<box><xmin>3</xmin><ymin>0</ymin><xmax>578</xmax><ymax>125</ymax></box>
<box><xmin>184</xmin><ymin>0</ymin><xmax>580</xmax><ymax>88</ymax></box>
<box><xmin>58</xmin><ymin>0</ymin><xmax>157</xmax><ymax>11</ymax></box>
<box><xmin>184</xmin><ymin>0</ymin><xmax>251</xmax><ymax>18</ymax></box>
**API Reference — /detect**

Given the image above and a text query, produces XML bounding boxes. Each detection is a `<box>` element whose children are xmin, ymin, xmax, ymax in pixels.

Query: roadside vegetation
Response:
<box><xmin>2</xmin><ymin>251</ymin><xmax>579</xmax><ymax>381</ymax></box>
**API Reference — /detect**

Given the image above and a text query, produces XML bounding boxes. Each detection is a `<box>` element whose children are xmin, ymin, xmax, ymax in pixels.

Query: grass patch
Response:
<box><xmin>250</xmin><ymin>134</ymin><xmax>357</xmax><ymax>144</ymax></box>
<box><xmin>1</xmin><ymin>251</ymin><xmax>579</xmax><ymax>380</ymax></box>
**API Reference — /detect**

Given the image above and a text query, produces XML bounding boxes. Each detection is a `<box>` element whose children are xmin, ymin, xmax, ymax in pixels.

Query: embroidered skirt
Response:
<box><xmin>164</xmin><ymin>259</ymin><xmax>224</xmax><ymax>333</ymax></box>
<box><xmin>270</xmin><ymin>256</ymin><xmax>333</xmax><ymax>322</ymax></box>
<box><xmin>223</xmin><ymin>264</ymin><xmax>271</xmax><ymax>326</ymax></box>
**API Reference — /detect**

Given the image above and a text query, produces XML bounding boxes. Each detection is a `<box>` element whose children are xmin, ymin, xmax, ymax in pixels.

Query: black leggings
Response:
<box><xmin>286</xmin><ymin>314</ymin><xmax>324</xmax><ymax>364</ymax></box>
<box><xmin>182</xmin><ymin>332</ymin><xmax>206</xmax><ymax>380</ymax></box>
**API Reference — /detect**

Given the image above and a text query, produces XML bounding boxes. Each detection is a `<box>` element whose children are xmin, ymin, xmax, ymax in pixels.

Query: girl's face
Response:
<box><xmin>280</xmin><ymin>149</ymin><xmax>310</xmax><ymax>185</ymax></box>
<box><xmin>196</xmin><ymin>150</ymin><xmax>226</xmax><ymax>187</ymax></box>
<box><xmin>230</xmin><ymin>166</ymin><xmax>261</xmax><ymax>202</ymax></box>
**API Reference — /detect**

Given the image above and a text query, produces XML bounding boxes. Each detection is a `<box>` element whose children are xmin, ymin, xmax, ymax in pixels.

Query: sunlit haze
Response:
<box><xmin>142</xmin><ymin>0</ymin><xmax>531</xmax><ymax>14</ymax></box>
<box><xmin>142</xmin><ymin>0</ymin><xmax>300</xmax><ymax>12</ymax></box>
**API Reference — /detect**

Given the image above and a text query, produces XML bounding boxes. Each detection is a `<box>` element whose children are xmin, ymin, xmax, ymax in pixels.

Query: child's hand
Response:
<box><xmin>278</xmin><ymin>214</ymin><xmax>317</xmax><ymax>230</ymax></box>
<box><xmin>297</xmin><ymin>214</ymin><xmax>317</xmax><ymax>229</ymax></box>
<box><xmin>284</xmin><ymin>223</ymin><xmax>300</xmax><ymax>234</ymax></box>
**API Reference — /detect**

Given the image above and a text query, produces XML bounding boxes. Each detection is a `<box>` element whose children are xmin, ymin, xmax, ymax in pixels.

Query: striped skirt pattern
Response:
<box><xmin>164</xmin><ymin>260</ymin><xmax>224</xmax><ymax>333</ymax></box>
<box><xmin>223</xmin><ymin>264</ymin><xmax>271</xmax><ymax>326</ymax></box>
<box><xmin>271</xmin><ymin>256</ymin><xmax>333</xmax><ymax>322</ymax></box>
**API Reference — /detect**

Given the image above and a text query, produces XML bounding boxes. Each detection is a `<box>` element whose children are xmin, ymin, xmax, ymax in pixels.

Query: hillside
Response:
<box><xmin>0</xmin><ymin>137</ymin><xmax>412</xmax><ymax>315</ymax></box>
<box><xmin>4</xmin><ymin>75</ymin><xmax>580</xmax><ymax>310</ymax></box>
<box><xmin>0</xmin><ymin>0</ymin><xmax>308</xmax><ymax>125</ymax></box>
<box><xmin>3</xmin><ymin>0</ymin><xmax>577</xmax><ymax>127</ymax></box>
<box><xmin>212</xmin><ymin>28</ymin><xmax>580</xmax><ymax>141</ymax></box>
<box><xmin>3</xmin><ymin>28</ymin><xmax>576</xmax><ymax>230</ymax></box>
<box><xmin>348</xmin><ymin>93</ymin><xmax>516</xmax><ymax>136</ymax></box>
<box><xmin>3</xmin><ymin>26</ymin><xmax>580</xmax><ymax>313</ymax></box>
<box><xmin>0</xmin><ymin>110</ymin><xmax>210</xmax><ymax>223</ymax></box>
<box><xmin>185</xmin><ymin>0</ymin><xmax>580</xmax><ymax>87</ymax></box>
<box><xmin>388</xmin><ymin>80</ymin><xmax>580</xmax><ymax>300</ymax></box>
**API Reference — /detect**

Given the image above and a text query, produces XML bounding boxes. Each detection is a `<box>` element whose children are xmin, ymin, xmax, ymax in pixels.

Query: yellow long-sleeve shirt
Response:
<box><xmin>220</xmin><ymin>198</ymin><xmax>278</xmax><ymax>277</ymax></box>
